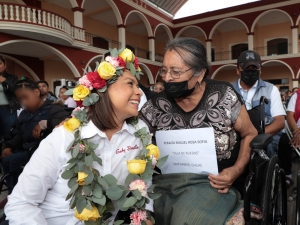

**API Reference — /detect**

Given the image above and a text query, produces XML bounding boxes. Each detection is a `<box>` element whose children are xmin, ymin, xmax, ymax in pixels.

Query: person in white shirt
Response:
<box><xmin>59</xmin><ymin>86</ymin><xmax>77</xmax><ymax>108</ymax></box>
<box><xmin>3</xmin><ymin>49</ymin><xmax>154</xmax><ymax>225</ymax></box>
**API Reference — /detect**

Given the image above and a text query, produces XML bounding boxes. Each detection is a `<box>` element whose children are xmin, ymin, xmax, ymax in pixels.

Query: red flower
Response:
<box><xmin>86</xmin><ymin>71</ymin><xmax>107</xmax><ymax>89</ymax></box>
<box><xmin>76</xmin><ymin>100</ymin><xmax>83</xmax><ymax>107</ymax></box>
<box><xmin>117</xmin><ymin>56</ymin><xmax>126</xmax><ymax>68</ymax></box>
<box><xmin>134</xmin><ymin>57</ymin><xmax>139</xmax><ymax>69</ymax></box>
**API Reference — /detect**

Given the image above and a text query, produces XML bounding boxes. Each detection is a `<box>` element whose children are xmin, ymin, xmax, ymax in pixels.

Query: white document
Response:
<box><xmin>156</xmin><ymin>127</ymin><xmax>219</xmax><ymax>175</ymax></box>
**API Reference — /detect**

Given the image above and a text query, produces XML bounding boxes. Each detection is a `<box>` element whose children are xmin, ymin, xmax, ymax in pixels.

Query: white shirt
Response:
<box><xmin>138</xmin><ymin>88</ymin><xmax>147</xmax><ymax>111</ymax></box>
<box><xmin>238</xmin><ymin>79</ymin><xmax>286</xmax><ymax>117</ymax></box>
<box><xmin>5</xmin><ymin>119</ymin><xmax>153</xmax><ymax>225</ymax></box>
<box><xmin>287</xmin><ymin>93</ymin><xmax>300</xmax><ymax>127</ymax></box>
<box><xmin>64</xmin><ymin>97</ymin><xmax>77</xmax><ymax>108</ymax></box>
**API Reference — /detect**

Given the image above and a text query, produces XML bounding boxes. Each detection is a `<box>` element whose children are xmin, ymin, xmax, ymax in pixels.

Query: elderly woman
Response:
<box><xmin>140</xmin><ymin>38</ymin><xmax>257</xmax><ymax>224</ymax></box>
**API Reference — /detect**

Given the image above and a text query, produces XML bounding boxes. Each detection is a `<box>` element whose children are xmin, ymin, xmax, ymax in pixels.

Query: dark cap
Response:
<box><xmin>237</xmin><ymin>50</ymin><xmax>261</xmax><ymax>70</ymax></box>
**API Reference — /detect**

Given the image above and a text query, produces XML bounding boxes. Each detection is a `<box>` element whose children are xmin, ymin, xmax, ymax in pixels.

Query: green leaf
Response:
<box><xmin>129</xmin><ymin>63</ymin><xmax>136</xmax><ymax>76</ymax></box>
<box><xmin>70</xmin><ymin>196</ymin><xmax>76</xmax><ymax>209</ymax></box>
<box><xmin>131</xmin><ymin>189</ymin><xmax>142</xmax><ymax>200</ymax></box>
<box><xmin>69</xmin><ymin>183</ymin><xmax>79</xmax><ymax>194</ymax></box>
<box><xmin>116</xmin><ymin>194</ymin><xmax>129</xmax><ymax>211</ymax></box>
<box><xmin>113</xmin><ymin>220</ymin><xmax>124</xmax><ymax>225</ymax></box>
<box><xmin>125</xmin><ymin>173</ymin><xmax>140</xmax><ymax>186</ymax></box>
<box><xmin>76</xmin><ymin>198</ymin><xmax>86</xmax><ymax>214</ymax></box>
<box><xmin>84</xmin><ymin>173</ymin><xmax>94</xmax><ymax>185</ymax></box>
<box><xmin>106</xmin><ymin>201</ymin><xmax>115</xmax><ymax>212</ymax></box>
<box><xmin>140</xmin><ymin>160</ymin><xmax>153</xmax><ymax>182</ymax></box>
<box><xmin>86</xmin><ymin>200</ymin><xmax>93</xmax><ymax>210</ymax></box>
<box><xmin>83</xmin><ymin>185</ymin><xmax>92</xmax><ymax>196</ymax></box>
<box><xmin>66</xmin><ymin>192</ymin><xmax>73</xmax><ymax>201</ymax></box>
<box><xmin>110</xmin><ymin>48</ymin><xmax>118</xmax><ymax>58</ymax></box>
<box><xmin>92</xmin><ymin>195</ymin><xmax>106</xmax><ymax>205</ymax></box>
<box><xmin>90</xmin><ymin>93</ymin><xmax>99</xmax><ymax>102</ymax></box>
<box><xmin>150</xmin><ymin>216</ymin><xmax>155</xmax><ymax>224</ymax></box>
<box><xmin>66</xmin><ymin>140</ymin><xmax>75</xmax><ymax>152</ymax></box>
<box><xmin>91</xmin><ymin>151</ymin><xmax>102</xmax><ymax>166</ymax></box>
<box><xmin>103</xmin><ymin>174</ymin><xmax>117</xmax><ymax>186</ymax></box>
<box><xmin>72</xmin><ymin>143</ymin><xmax>80</xmax><ymax>158</ymax></box>
<box><xmin>106</xmin><ymin>185</ymin><xmax>124</xmax><ymax>201</ymax></box>
<box><xmin>68</xmin><ymin>177</ymin><xmax>78</xmax><ymax>189</ymax></box>
<box><xmin>61</xmin><ymin>169</ymin><xmax>75</xmax><ymax>180</ymax></box>
<box><xmin>93</xmin><ymin>184</ymin><xmax>103</xmax><ymax>199</ymax></box>
<box><xmin>156</xmin><ymin>155</ymin><xmax>168</xmax><ymax>169</ymax></box>
<box><xmin>147</xmin><ymin>193</ymin><xmax>162</xmax><ymax>200</ymax></box>
<box><xmin>64</xmin><ymin>89</ymin><xmax>74</xmax><ymax>96</ymax></box>
<box><xmin>147</xmin><ymin>184</ymin><xmax>156</xmax><ymax>193</ymax></box>
<box><xmin>135</xmin><ymin>197</ymin><xmax>145</xmax><ymax>208</ymax></box>
<box><xmin>83</xmin><ymin>96</ymin><xmax>92</xmax><ymax>106</ymax></box>
<box><xmin>98</xmin><ymin>177</ymin><xmax>108</xmax><ymax>187</ymax></box>
<box><xmin>98</xmin><ymin>85</ymin><xmax>107</xmax><ymax>93</ymax></box>
<box><xmin>135</xmin><ymin>72</ymin><xmax>140</xmax><ymax>80</ymax></box>
<box><xmin>85</xmin><ymin>155</ymin><xmax>93</xmax><ymax>167</ymax></box>
<box><xmin>123</xmin><ymin>197</ymin><xmax>137</xmax><ymax>208</ymax></box>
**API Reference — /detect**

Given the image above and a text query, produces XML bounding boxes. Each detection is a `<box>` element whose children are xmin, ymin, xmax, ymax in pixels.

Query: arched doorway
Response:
<box><xmin>211</xmin><ymin>64</ymin><xmax>238</xmax><ymax>84</ymax></box>
<box><xmin>139</xmin><ymin>63</ymin><xmax>154</xmax><ymax>87</ymax></box>
<box><xmin>154</xmin><ymin>24</ymin><xmax>173</xmax><ymax>62</ymax></box>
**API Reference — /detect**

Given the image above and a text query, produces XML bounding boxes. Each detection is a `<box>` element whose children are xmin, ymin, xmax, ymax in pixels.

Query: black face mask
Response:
<box><xmin>240</xmin><ymin>70</ymin><xmax>260</xmax><ymax>86</ymax></box>
<box><xmin>163</xmin><ymin>75</ymin><xmax>197</xmax><ymax>98</ymax></box>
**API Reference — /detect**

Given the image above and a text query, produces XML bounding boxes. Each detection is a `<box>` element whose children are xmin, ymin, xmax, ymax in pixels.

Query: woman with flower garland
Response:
<box><xmin>3</xmin><ymin>49</ymin><xmax>163</xmax><ymax>225</ymax></box>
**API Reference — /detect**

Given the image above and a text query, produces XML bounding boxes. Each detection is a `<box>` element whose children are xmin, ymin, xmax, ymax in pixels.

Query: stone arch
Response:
<box><xmin>262</xmin><ymin>60</ymin><xmax>294</xmax><ymax>79</ymax></box>
<box><xmin>125</xmin><ymin>10</ymin><xmax>153</xmax><ymax>37</ymax></box>
<box><xmin>81</xmin><ymin>0</ymin><xmax>122</xmax><ymax>24</ymax></box>
<box><xmin>154</xmin><ymin>23</ymin><xmax>173</xmax><ymax>40</ymax></box>
<box><xmin>1</xmin><ymin>53</ymin><xmax>39</xmax><ymax>81</ymax></box>
<box><xmin>139</xmin><ymin>63</ymin><xmax>154</xmax><ymax>84</ymax></box>
<box><xmin>209</xmin><ymin>18</ymin><xmax>249</xmax><ymax>39</ymax></box>
<box><xmin>175</xmin><ymin>25</ymin><xmax>207</xmax><ymax>40</ymax></box>
<box><xmin>0</xmin><ymin>39</ymin><xmax>80</xmax><ymax>77</ymax></box>
<box><xmin>84</xmin><ymin>55</ymin><xmax>103</xmax><ymax>75</ymax></box>
<box><xmin>251</xmin><ymin>9</ymin><xmax>293</xmax><ymax>33</ymax></box>
<box><xmin>211</xmin><ymin>64</ymin><xmax>237</xmax><ymax>79</ymax></box>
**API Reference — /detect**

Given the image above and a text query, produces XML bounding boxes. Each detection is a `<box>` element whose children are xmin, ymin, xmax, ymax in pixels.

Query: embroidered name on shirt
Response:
<box><xmin>116</xmin><ymin>144</ymin><xmax>139</xmax><ymax>154</ymax></box>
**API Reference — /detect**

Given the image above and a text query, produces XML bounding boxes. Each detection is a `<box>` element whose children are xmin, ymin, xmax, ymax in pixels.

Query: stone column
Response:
<box><xmin>148</xmin><ymin>36</ymin><xmax>155</xmax><ymax>61</ymax></box>
<box><xmin>206</xmin><ymin>39</ymin><xmax>212</xmax><ymax>61</ymax></box>
<box><xmin>291</xmin><ymin>25</ymin><xmax>299</xmax><ymax>54</ymax></box>
<box><xmin>247</xmin><ymin>32</ymin><xmax>254</xmax><ymax>51</ymax></box>
<box><xmin>117</xmin><ymin>24</ymin><xmax>126</xmax><ymax>49</ymax></box>
<box><xmin>72</xmin><ymin>7</ymin><xmax>84</xmax><ymax>28</ymax></box>
<box><xmin>292</xmin><ymin>78</ymin><xmax>299</xmax><ymax>88</ymax></box>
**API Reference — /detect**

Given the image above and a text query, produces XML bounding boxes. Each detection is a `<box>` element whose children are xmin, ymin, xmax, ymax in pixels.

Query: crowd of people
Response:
<box><xmin>0</xmin><ymin>37</ymin><xmax>298</xmax><ymax>224</ymax></box>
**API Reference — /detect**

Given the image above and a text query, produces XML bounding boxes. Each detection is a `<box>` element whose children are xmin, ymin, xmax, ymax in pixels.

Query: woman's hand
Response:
<box><xmin>145</xmin><ymin>220</ymin><xmax>154</xmax><ymax>225</ymax></box>
<box><xmin>2</xmin><ymin>148</ymin><xmax>12</xmax><ymax>158</ymax></box>
<box><xmin>208</xmin><ymin>166</ymin><xmax>240</xmax><ymax>194</ymax></box>
<box><xmin>32</xmin><ymin>124</ymin><xmax>42</xmax><ymax>139</ymax></box>
<box><xmin>291</xmin><ymin>134</ymin><xmax>300</xmax><ymax>148</ymax></box>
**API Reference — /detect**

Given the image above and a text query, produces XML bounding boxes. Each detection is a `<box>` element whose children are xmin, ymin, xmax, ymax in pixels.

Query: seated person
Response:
<box><xmin>58</xmin><ymin>86</ymin><xmax>77</xmax><ymax>108</ymax></box>
<box><xmin>140</xmin><ymin>38</ymin><xmax>258</xmax><ymax>224</ymax></box>
<box><xmin>37</xmin><ymin>80</ymin><xmax>57</xmax><ymax>101</ymax></box>
<box><xmin>1</xmin><ymin>79</ymin><xmax>70</xmax><ymax>193</ymax></box>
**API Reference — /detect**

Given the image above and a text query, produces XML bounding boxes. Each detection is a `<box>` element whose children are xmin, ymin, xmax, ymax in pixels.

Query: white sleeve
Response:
<box><xmin>270</xmin><ymin>86</ymin><xmax>286</xmax><ymax>117</ymax></box>
<box><xmin>287</xmin><ymin>93</ymin><xmax>297</xmax><ymax>112</ymax></box>
<box><xmin>67</xmin><ymin>97</ymin><xmax>77</xmax><ymax>108</ymax></box>
<box><xmin>5</xmin><ymin>127</ymin><xmax>73</xmax><ymax>225</ymax></box>
<box><xmin>138</xmin><ymin>88</ymin><xmax>147</xmax><ymax>111</ymax></box>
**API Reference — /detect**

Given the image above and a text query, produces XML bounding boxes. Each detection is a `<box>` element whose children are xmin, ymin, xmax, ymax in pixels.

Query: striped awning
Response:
<box><xmin>147</xmin><ymin>0</ymin><xmax>188</xmax><ymax>16</ymax></box>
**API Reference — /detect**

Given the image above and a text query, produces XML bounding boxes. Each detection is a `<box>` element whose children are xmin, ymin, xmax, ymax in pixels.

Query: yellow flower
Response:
<box><xmin>146</xmin><ymin>144</ymin><xmax>160</xmax><ymax>159</ymax></box>
<box><xmin>75</xmin><ymin>206</ymin><xmax>101</xmax><ymax>221</ymax></box>
<box><xmin>127</xmin><ymin>159</ymin><xmax>147</xmax><ymax>175</ymax></box>
<box><xmin>73</xmin><ymin>84</ymin><xmax>90</xmax><ymax>101</ymax></box>
<box><xmin>77</xmin><ymin>172</ymin><xmax>88</xmax><ymax>186</ymax></box>
<box><xmin>97</xmin><ymin>61</ymin><xmax>116</xmax><ymax>80</ymax></box>
<box><xmin>119</xmin><ymin>48</ymin><xmax>135</xmax><ymax>62</ymax></box>
<box><xmin>138</xmin><ymin>66</ymin><xmax>142</xmax><ymax>72</ymax></box>
<box><xmin>63</xmin><ymin>118</ymin><xmax>80</xmax><ymax>132</ymax></box>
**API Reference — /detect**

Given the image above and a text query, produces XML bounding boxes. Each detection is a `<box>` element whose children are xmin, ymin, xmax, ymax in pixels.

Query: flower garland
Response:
<box><xmin>62</xmin><ymin>48</ymin><xmax>168</xmax><ymax>225</ymax></box>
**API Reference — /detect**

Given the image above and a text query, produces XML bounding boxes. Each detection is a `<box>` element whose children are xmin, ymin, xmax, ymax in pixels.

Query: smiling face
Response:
<box><xmin>108</xmin><ymin>70</ymin><xmax>142</xmax><ymax>123</ymax></box>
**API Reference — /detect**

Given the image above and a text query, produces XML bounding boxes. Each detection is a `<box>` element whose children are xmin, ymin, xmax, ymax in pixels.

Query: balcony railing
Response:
<box><xmin>0</xmin><ymin>3</ymin><xmax>85</xmax><ymax>41</ymax></box>
<box><xmin>135</xmin><ymin>47</ymin><xmax>151</xmax><ymax>59</ymax></box>
<box><xmin>253</xmin><ymin>43</ymin><xmax>292</xmax><ymax>57</ymax></box>
<box><xmin>85</xmin><ymin>32</ymin><xmax>120</xmax><ymax>50</ymax></box>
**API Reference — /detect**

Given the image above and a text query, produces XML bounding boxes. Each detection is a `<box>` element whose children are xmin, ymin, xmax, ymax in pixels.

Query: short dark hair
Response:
<box><xmin>164</xmin><ymin>37</ymin><xmax>211</xmax><ymax>79</ymax></box>
<box><xmin>15</xmin><ymin>79</ymin><xmax>40</xmax><ymax>94</ymax></box>
<box><xmin>60</xmin><ymin>86</ymin><xmax>68</xmax><ymax>91</ymax></box>
<box><xmin>292</xmin><ymin>87</ymin><xmax>299</xmax><ymax>92</ymax></box>
<box><xmin>37</xmin><ymin>80</ymin><xmax>49</xmax><ymax>87</ymax></box>
<box><xmin>0</xmin><ymin>55</ymin><xmax>5</xmax><ymax>64</ymax></box>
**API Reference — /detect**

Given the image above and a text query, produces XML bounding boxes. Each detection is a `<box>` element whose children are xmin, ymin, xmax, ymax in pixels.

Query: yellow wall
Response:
<box><xmin>41</xmin><ymin>2</ymin><xmax>74</xmax><ymax>24</ymax></box>
<box><xmin>83</xmin><ymin>17</ymin><xmax>118</xmax><ymax>40</ymax></box>
<box><xmin>44</xmin><ymin>60</ymin><xmax>76</xmax><ymax>92</ymax></box>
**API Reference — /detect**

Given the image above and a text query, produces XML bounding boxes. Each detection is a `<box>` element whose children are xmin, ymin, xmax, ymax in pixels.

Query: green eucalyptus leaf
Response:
<box><xmin>69</xmin><ymin>183</ymin><xmax>79</xmax><ymax>194</ymax></box>
<box><xmin>110</xmin><ymin>48</ymin><xmax>118</xmax><ymax>58</ymax></box>
<box><xmin>98</xmin><ymin>85</ymin><xmax>107</xmax><ymax>93</ymax></box>
<box><xmin>67</xmin><ymin>157</ymin><xmax>78</xmax><ymax>164</ymax></box>
<box><xmin>86</xmin><ymin>200</ymin><xmax>93</xmax><ymax>210</ymax></box>
<box><xmin>129</xmin><ymin>63</ymin><xmax>136</xmax><ymax>75</ymax></box>
<box><xmin>92</xmin><ymin>195</ymin><xmax>106</xmax><ymax>206</ymax></box>
<box><xmin>147</xmin><ymin>184</ymin><xmax>156</xmax><ymax>193</ymax></box>
<box><xmin>85</xmin><ymin>155</ymin><xmax>93</xmax><ymax>167</ymax></box>
<box><xmin>156</xmin><ymin>155</ymin><xmax>169</xmax><ymax>169</ymax></box>
<box><xmin>140</xmin><ymin>160</ymin><xmax>153</xmax><ymax>182</ymax></box>
<box><xmin>147</xmin><ymin>193</ymin><xmax>161</xmax><ymax>200</ymax></box>
<box><xmin>68</xmin><ymin>177</ymin><xmax>78</xmax><ymax>189</ymax></box>
<box><xmin>106</xmin><ymin>185</ymin><xmax>123</xmax><ymax>201</ymax></box>
<box><xmin>93</xmin><ymin>183</ymin><xmax>103</xmax><ymax>199</ymax></box>
<box><xmin>106</xmin><ymin>201</ymin><xmax>115</xmax><ymax>212</ymax></box>
<box><xmin>123</xmin><ymin>197</ymin><xmax>137</xmax><ymax>208</ymax></box>
<box><xmin>135</xmin><ymin>197</ymin><xmax>145</xmax><ymax>208</ymax></box>
<box><xmin>89</xmin><ymin>142</ymin><xmax>98</xmax><ymax>151</ymax></box>
<box><xmin>66</xmin><ymin>140</ymin><xmax>75</xmax><ymax>152</ymax></box>
<box><xmin>83</xmin><ymin>185</ymin><xmax>92</xmax><ymax>196</ymax></box>
<box><xmin>83</xmin><ymin>96</ymin><xmax>92</xmax><ymax>107</ymax></box>
<box><xmin>145</xmin><ymin>197</ymin><xmax>150</xmax><ymax>204</ymax></box>
<box><xmin>90</xmin><ymin>93</ymin><xmax>99</xmax><ymax>102</ymax></box>
<box><xmin>70</xmin><ymin>196</ymin><xmax>76</xmax><ymax>209</ymax></box>
<box><xmin>84</xmin><ymin>173</ymin><xmax>94</xmax><ymax>185</ymax></box>
<box><xmin>116</xmin><ymin>194</ymin><xmax>129</xmax><ymax>211</ymax></box>
<box><xmin>72</xmin><ymin>143</ymin><xmax>80</xmax><ymax>158</ymax></box>
<box><xmin>61</xmin><ymin>169</ymin><xmax>75</xmax><ymax>180</ymax></box>
<box><xmin>76</xmin><ymin>198</ymin><xmax>86</xmax><ymax>214</ymax></box>
<box><xmin>135</xmin><ymin>72</ymin><xmax>140</xmax><ymax>80</ymax></box>
<box><xmin>125</xmin><ymin>173</ymin><xmax>140</xmax><ymax>186</ymax></box>
<box><xmin>91</xmin><ymin>152</ymin><xmax>102</xmax><ymax>166</ymax></box>
<box><xmin>87</xmin><ymin>66</ymin><xmax>92</xmax><ymax>73</ymax></box>
<box><xmin>131</xmin><ymin>189</ymin><xmax>142</xmax><ymax>200</ymax></box>
<box><xmin>66</xmin><ymin>160</ymin><xmax>77</xmax><ymax>170</ymax></box>
<box><xmin>150</xmin><ymin>215</ymin><xmax>155</xmax><ymax>224</ymax></box>
<box><xmin>95</xmin><ymin>61</ymin><xmax>100</xmax><ymax>71</ymax></box>
<box><xmin>66</xmin><ymin>192</ymin><xmax>73</xmax><ymax>201</ymax></box>
<box><xmin>103</xmin><ymin>174</ymin><xmax>117</xmax><ymax>186</ymax></box>
<box><xmin>98</xmin><ymin>177</ymin><xmax>108</xmax><ymax>187</ymax></box>
<box><xmin>64</xmin><ymin>89</ymin><xmax>74</xmax><ymax>96</ymax></box>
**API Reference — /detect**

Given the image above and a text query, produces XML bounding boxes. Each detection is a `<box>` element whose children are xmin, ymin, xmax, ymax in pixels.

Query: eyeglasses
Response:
<box><xmin>153</xmin><ymin>86</ymin><xmax>164</xmax><ymax>91</ymax></box>
<box><xmin>159</xmin><ymin>67</ymin><xmax>193</xmax><ymax>79</ymax></box>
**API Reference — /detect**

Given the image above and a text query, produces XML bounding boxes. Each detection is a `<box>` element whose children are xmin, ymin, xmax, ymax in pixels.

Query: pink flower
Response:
<box><xmin>71</xmin><ymin>107</ymin><xmax>83</xmax><ymax>118</ymax></box>
<box><xmin>79</xmin><ymin>144</ymin><xmax>85</xmax><ymax>153</ymax></box>
<box><xmin>151</xmin><ymin>156</ymin><xmax>157</xmax><ymax>169</ymax></box>
<box><xmin>129</xmin><ymin>179</ymin><xmax>147</xmax><ymax>197</ymax></box>
<box><xmin>130</xmin><ymin>210</ymin><xmax>147</xmax><ymax>225</ymax></box>
<box><xmin>105</xmin><ymin>56</ymin><xmax>119</xmax><ymax>68</ymax></box>
<box><xmin>79</xmin><ymin>75</ymin><xmax>93</xmax><ymax>90</ymax></box>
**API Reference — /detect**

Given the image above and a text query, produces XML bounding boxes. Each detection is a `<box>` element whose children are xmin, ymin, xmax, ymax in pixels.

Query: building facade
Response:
<box><xmin>0</xmin><ymin>0</ymin><xmax>300</xmax><ymax>92</ymax></box>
